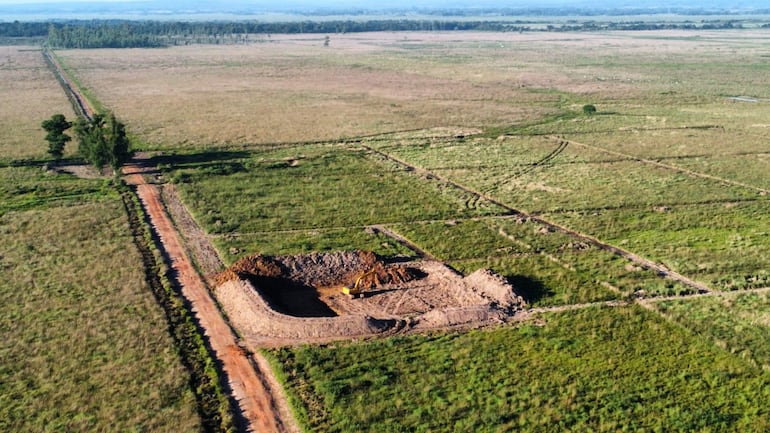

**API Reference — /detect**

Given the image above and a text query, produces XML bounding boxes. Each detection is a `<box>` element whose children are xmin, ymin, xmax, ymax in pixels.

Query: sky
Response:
<box><xmin>0</xmin><ymin>0</ymin><xmax>764</xmax><ymax>22</ymax></box>
<box><xmin>0</xmin><ymin>0</ymin><xmax>758</xmax><ymax>6</ymax></box>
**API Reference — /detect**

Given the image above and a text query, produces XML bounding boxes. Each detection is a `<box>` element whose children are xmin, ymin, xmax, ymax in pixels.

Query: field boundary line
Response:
<box><xmin>362</xmin><ymin>144</ymin><xmax>714</xmax><ymax>295</ymax></box>
<box><xmin>42</xmin><ymin>49</ymin><xmax>95</xmax><ymax>121</ymax></box>
<box><xmin>552</xmin><ymin>135</ymin><xmax>770</xmax><ymax>196</ymax></box>
<box><xmin>369</xmin><ymin>224</ymin><xmax>437</xmax><ymax>261</ymax></box>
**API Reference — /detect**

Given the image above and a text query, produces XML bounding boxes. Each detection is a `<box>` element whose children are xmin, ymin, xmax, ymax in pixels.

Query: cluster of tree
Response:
<box><xmin>41</xmin><ymin>114</ymin><xmax>71</xmax><ymax>160</ymax></box>
<box><xmin>409</xmin><ymin>7</ymin><xmax>770</xmax><ymax>17</ymax></box>
<box><xmin>75</xmin><ymin>113</ymin><xmax>132</xmax><ymax>173</ymax></box>
<box><xmin>47</xmin><ymin>22</ymin><xmax>163</xmax><ymax>48</ymax></box>
<box><xmin>42</xmin><ymin>113</ymin><xmax>132</xmax><ymax>173</ymax></box>
<box><xmin>0</xmin><ymin>21</ymin><xmax>49</xmax><ymax>37</ymax></box>
<box><xmin>548</xmin><ymin>20</ymin><xmax>743</xmax><ymax>32</ymax></box>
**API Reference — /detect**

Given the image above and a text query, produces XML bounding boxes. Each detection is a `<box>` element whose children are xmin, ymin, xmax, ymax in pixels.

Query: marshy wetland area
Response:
<box><xmin>3</xmin><ymin>26</ymin><xmax>770</xmax><ymax>432</ymax></box>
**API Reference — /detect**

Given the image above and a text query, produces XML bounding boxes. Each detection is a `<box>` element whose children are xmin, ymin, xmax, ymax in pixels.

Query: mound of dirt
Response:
<box><xmin>216</xmin><ymin>279</ymin><xmax>405</xmax><ymax>345</ymax></box>
<box><xmin>216</xmin><ymin>250</ymin><xmax>420</xmax><ymax>290</ymax></box>
<box><xmin>215</xmin><ymin>254</ymin><xmax>283</xmax><ymax>285</ymax></box>
<box><xmin>414</xmin><ymin>306</ymin><xmax>509</xmax><ymax>330</ymax></box>
<box><xmin>464</xmin><ymin>269</ymin><xmax>526</xmax><ymax>309</ymax></box>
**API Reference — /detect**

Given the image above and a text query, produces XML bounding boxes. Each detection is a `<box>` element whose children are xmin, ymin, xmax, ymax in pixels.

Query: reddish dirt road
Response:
<box><xmin>123</xmin><ymin>162</ymin><xmax>293</xmax><ymax>433</ymax></box>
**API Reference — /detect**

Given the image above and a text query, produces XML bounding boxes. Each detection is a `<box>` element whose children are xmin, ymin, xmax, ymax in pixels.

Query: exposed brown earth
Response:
<box><xmin>215</xmin><ymin>250</ymin><xmax>527</xmax><ymax>347</ymax></box>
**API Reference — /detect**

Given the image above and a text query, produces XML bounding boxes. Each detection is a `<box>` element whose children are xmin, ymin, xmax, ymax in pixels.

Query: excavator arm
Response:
<box><xmin>341</xmin><ymin>269</ymin><xmax>378</xmax><ymax>298</ymax></box>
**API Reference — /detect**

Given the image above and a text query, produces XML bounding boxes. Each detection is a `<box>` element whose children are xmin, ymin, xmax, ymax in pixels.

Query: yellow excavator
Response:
<box><xmin>341</xmin><ymin>269</ymin><xmax>378</xmax><ymax>298</ymax></box>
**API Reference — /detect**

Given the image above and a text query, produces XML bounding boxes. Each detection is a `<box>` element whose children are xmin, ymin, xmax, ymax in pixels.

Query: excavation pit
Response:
<box><xmin>215</xmin><ymin>250</ymin><xmax>527</xmax><ymax>346</ymax></box>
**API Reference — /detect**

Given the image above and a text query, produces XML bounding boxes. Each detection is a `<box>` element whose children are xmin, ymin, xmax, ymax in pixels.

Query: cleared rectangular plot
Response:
<box><xmin>672</xmin><ymin>154</ymin><xmax>770</xmax><ymax>191</ymax></box>
<box><xmin>392</xmin><ymin>219</ymin><xmax>524</xmax><ymax>262</ymax></box>
<box><xmin>371</xmin><ymin>135</ymin><xmax>622</xmax><ymax>170</ymax></box>
<box><xmin>437</xmin><ymin>159</ymin><xmax>755</xmax><ymax>213</ymax></box>
<box><xmin>567</xmin><ymin>128</ymin><xmax>769</xmax><ymax>159</ymax></box>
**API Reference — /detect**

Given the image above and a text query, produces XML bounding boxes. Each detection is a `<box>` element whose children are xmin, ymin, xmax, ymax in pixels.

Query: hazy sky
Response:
<box><xmin>0</xmin><ymin>0</ymin><xmax>760</xmax><ymax>17</ymax></box>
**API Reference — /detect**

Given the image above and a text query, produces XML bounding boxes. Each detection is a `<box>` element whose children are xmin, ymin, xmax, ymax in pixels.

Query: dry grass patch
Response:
<box><xmin>0</xmin><ymin>46</ymin><xmax>76</xmax><ymax>161</ymax></box>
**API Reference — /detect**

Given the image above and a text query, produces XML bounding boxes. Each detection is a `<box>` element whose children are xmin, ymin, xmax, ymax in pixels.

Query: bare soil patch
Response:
<box><xmin>215</xmin><ymin>250</ymin><xmax>526</xmax><ymax>346</ymax></box>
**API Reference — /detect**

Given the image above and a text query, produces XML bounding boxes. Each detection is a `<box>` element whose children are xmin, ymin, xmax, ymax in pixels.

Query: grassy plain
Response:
<box><xmin>0</xmin><ymin>47</ymin><xmax>201</xmax><ymax>431</ymax></box>
<box><xmin>0</xmin><ymin>183</ymin><xmax>201</xmax><ymax>432</ymax></box>
<box><xmin>51</xmin><ymin>29</ymin><xmax>770</xmax><ymax>431</ymax></box>
<box><xmin>270</xmin><ymin>306</ymin><xmax>770</xmax><ymax>432</ymax></box>
<box><xmin>655</xmin><ymin>292</ymin><xmax>770</xmax><ymax>371</ymax></box>
<box><xmin>0</xmin><ymin>46</ymin><xmax>76</xmax><ymax>161</ymax></box>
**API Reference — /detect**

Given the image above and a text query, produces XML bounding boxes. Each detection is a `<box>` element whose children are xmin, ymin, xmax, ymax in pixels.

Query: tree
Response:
<box><xmin>582</xmin><ymin>104</ymin><xmax>597</xmax><ymax>115</ymax></box>
<box><xmin>41</xmin><ymin>114</ymin><xmax>72</xmax><ymax>161</ymax></box>
<box><xmin>74</xmin><ymin>112</ymin><xmax>132</xmax><ymax>174</ymax></box>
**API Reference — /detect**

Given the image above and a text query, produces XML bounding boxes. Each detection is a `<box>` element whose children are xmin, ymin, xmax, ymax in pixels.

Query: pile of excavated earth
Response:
<box><xmin>215</xmin><ymin>250</ymin><xmax>526</xmax><ymax>346</ymax></box>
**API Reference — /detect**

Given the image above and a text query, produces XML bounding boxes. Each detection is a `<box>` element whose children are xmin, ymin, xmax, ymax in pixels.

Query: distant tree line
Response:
<box><xmin>47</xmin><ymin>22</ymin><xmax>164</xmax><ymax>48</ymax></box>
<box><xmin>0</xmin><ymin>21</ymin><xmax>48</xmax><ymax>37</ymax></box>
<box><xmin>0</xmin><ymin>18</ymin><xmax>758</xmax><ymax>49</ymax></box>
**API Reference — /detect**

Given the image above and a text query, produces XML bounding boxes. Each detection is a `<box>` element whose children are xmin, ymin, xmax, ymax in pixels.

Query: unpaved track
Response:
<box><xmin>123</xmin><ymin>163</ymin><xmax>294</xmax><ymax>433</ymax></box>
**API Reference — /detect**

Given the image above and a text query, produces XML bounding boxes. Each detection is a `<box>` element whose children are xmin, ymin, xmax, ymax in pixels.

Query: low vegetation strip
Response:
<box><xmin>42</xmin><ymin>49</ymin><xmax>94</xmax><ymax>121</ymax></box>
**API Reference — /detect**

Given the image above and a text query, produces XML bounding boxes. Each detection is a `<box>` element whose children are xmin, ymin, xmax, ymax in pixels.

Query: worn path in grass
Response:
<box><xmin>123</xmin><ymin>161</ymin><xmax>296</xmax><ymax>433</ymax></box>
<box><xmin>362</xmin><ymin>144</ymin><xmax>714</xmax><ymax>294</ymax></box>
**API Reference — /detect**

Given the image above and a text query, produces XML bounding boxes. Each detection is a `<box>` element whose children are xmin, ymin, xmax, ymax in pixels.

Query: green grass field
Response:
<box><xmin>0</xmin><ymin>177</ymin><xmax>201</xmax><ymax>432</ymax></box>
<box><xmin>0</xmin><ymin>46</ymin><xmax>202</xmax><ymax>431</ymax></box>
<box><xmin>13</xmin><ymin>28</ymin><xmax>770</xmax><ymax>432</ymax></box>
<box><xmin>269</xmin><ymin>306</ymin><xmax>770</xmax><ymax>432</ymax></box>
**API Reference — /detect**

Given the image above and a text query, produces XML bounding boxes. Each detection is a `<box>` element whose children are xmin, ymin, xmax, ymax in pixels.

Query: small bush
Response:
<box><xmin>582</xmin><ymin>104</ymin><xmax>597</xmax><ymax>115</ymax></box>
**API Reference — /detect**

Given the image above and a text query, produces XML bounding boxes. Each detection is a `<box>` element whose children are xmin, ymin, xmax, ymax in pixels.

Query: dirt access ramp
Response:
<box><xmin>215</xmin><ymin>251</ymin><xmax>526</xmax><ymax>347</ymax></box>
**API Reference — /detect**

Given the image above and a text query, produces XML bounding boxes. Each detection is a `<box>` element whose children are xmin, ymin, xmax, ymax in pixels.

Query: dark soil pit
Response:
<box><xmin>216</xmin><ymin>250</ymin><xmax>421</xmax><ymax>318</ymax></box>
<box><xmin>250</xmin><ymin>277</ymin><xmax>338</xmax><ymax>318</ymax></box>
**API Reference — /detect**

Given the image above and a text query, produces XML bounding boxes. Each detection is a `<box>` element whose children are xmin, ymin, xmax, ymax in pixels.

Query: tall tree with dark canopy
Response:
<box><xmin>74</xmin><ymin>113</ymin><xmax>132</xmax><ymax>174</ymax></box>
<box><xmin>41</xmin><ymin>114</ymin><xmax>72</xmax><ymax>160</ymax></box>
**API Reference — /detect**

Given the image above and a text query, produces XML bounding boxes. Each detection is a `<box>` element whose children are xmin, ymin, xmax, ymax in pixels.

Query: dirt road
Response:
<box><xmin>123</xmin><ymin>162</ymin><xmax>296</xmax><ymax>433</ymax></box>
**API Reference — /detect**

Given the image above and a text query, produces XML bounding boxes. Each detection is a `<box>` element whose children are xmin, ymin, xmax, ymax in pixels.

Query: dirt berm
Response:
<box><xmin>215</xmin><ymin>250</ymin><xmax>526</xmax><ymax>346</ymax></box>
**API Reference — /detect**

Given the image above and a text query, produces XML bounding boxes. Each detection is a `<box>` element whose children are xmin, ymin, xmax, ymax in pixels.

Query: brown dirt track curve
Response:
<box><xmin>123</xmin><ymin>162</ymin><xmax>296</xmax><ymax>433</ymax></box>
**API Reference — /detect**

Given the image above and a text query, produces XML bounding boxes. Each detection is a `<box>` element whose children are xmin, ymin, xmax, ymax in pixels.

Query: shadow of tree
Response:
<box><xmin>147</xmin><ymin>150</ymin><xmax>251</xmax><ymax>169</ymax></box>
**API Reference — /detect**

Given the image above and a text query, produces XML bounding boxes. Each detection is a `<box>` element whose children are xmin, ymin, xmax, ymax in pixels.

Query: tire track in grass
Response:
<box><xmin>361</xmin><ymin>144</ymin><xmax>714</xmax><ymax>295</ymax></box>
